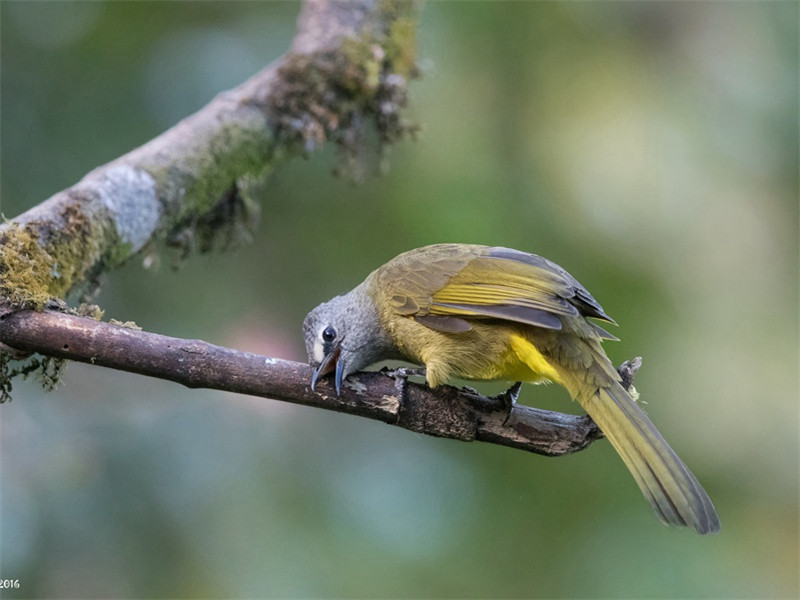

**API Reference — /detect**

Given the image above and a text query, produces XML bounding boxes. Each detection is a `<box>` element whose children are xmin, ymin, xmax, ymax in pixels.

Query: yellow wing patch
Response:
<box><xmin>433</xmin><ymin>283</ymin><xmax>577</xmax><ymax>316</ymax></box>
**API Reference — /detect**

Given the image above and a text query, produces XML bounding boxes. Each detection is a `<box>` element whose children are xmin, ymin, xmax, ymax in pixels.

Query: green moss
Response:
<box><xmin>0</xmin><ymin>197</ymin><xmax>131</xmax><ymax>310</ymax></box>
<box><xmin>75</xmin><ymin>303</ymin><xmax>105</xmax><ymax>321</ymax></box>
<box><xmin>38</xmin><ymin>355</ymin><xmax>67</xmax><ymax>391</ymax></box>
<box><xmin>339</xmin><ymin>36</ymin><xmax>384</xmax><ymax>95</ymax></box>
<box><xmin>3</xmin><ymin>197</ymin><xmax>136</xmax><ymax>306</ymax></box>
<box><xmin>0</xmin><ymin>216</ymin><xmax>113</xmax><ymax>400</ymax></box>
<box><xmin>45</xmin><ymin>202</ymin><xmax>128</xmax><ymax>300</ymax></box>
<box><xmin>386</xmin><ymin>16</ymin><xmax>418</xmax><ymax>78</ymax></box>
<box><xmin>138</xmin><ymin>109</ymin><xmax>271</xmax><ymax>266</ymax></box>
<box><xmin>109</xmin><ymin>319</ymin><xmax>142</xmax><ymax>330</ymax></box>
<box><xmin>377</xmin><ymin>0</ymin><xmax>419</xmax><ymax>76</ymax></box>
<box><xmin>267</xmin><ymin>5</ymin><xmax>420</xmax><ymax>181</ymax></box>
<box><xmin>0</xmin><ymin>224</ymin><xmax>57</xmax><ymax>309</ymax></box>
<box><xmin>0</xmin><ymin>352</ymin><xmax>67</xmax><ymax>403</ymax></box>
<box><xmin>46</xmin><ymin>205</ymin><xmax>97</xmax><ymax>297</ymax></box>
<box><xmin>106</xmin><ymin>239</ymin><xmax>133</xmax><ymax>270</ymax></box>
<box><xmin>164</xmin><ymin>180</ymin><xmax>261</xmax><ymax>263</ymax></box>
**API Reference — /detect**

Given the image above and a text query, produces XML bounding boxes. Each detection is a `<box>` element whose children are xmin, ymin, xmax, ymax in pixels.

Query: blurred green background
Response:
<box><xmin>1</xmin><ymin>1</ymin><xmax>798</xmax><ymax>598</ymax></box>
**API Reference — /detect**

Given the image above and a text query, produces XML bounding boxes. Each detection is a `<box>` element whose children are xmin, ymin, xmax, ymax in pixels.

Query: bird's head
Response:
<box><xmin>302</xmin><ymin>286</ymin><xmax>390</xmax><ymax>394</ymax></box>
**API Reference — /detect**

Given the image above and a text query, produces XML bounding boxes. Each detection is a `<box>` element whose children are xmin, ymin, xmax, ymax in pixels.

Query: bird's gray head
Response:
<box><xmin>302</xmin><ymin>285</ymin><xmax>392</xmax><ymax>395</ymax></box>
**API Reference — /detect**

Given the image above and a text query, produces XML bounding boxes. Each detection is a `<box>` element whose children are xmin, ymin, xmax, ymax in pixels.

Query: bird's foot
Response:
<box><xmin>383</xmin><ymin>366</ymin><xmax>427</xmax><ymax>406</ymax></box>
<box><xmin>458</xmin><ymin>382</ymin><xmax>522</xmax><ymax>425</ymax></box>
<box><xmin>495</xmin><ymin>381</ymin><xmax>523</xmax><ymax>425</ymax></box>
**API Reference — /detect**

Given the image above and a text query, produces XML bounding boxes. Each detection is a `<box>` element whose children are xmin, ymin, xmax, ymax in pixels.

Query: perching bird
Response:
<box><xmin>303</xmin><ymin>243</ymin><xmax>720</xmax><ymax>534</ymax></box>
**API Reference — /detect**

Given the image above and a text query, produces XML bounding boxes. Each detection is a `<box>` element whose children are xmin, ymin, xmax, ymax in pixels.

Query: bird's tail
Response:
<box><xmin>571</xmin><ymin>378</ymin><xmax>720</xmax><ymax>534</ymax></box>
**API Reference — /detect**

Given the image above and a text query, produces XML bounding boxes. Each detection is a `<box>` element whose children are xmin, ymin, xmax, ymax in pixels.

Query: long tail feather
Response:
<box><xmin>578</xmin><ymin>381</ymin><xmax>720</xmax><ymax>534</ymax></box>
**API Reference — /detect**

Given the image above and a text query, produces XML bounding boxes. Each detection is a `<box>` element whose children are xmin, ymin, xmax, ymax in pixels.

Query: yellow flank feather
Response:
<box><xmin>508</xmin><ymin>334</ymin><xmax>563</xmax><ymax>385</ymax></box>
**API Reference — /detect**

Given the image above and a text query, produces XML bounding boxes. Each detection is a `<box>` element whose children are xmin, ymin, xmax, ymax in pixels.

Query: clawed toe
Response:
<box><xmin>497</xmin><ymin>381</ymin><xmax>523</xmax><ymax>425</ymax></box>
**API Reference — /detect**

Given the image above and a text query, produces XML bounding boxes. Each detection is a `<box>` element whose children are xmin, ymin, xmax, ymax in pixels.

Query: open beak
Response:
<box><xmin>311</xmin><ymin>342</ymin><xmax>346</xmax><ymax>395</ymax></box>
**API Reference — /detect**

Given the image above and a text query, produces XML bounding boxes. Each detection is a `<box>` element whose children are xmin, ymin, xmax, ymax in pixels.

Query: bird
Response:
<box><xmin>302</xmin><ymin>243</ymin><xmax>720</xmax><ymax>534</ymax></box>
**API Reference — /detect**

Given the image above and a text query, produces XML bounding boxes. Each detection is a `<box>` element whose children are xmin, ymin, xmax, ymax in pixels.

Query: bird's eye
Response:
<box><xmin>322</xmin><ymin>326</ymin><xmax>337</xmax><ymax>342</ymax></box>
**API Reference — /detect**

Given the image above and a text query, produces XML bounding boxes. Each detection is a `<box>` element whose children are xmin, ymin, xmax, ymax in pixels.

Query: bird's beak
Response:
<box><xmin>311</xmin><ymin>341</ymin><xmax>345</xmax><ymax>395</ymax></box>
<box><xmin>334</xmin><ymin>358</ymin><xmax>346</xmax><ymax>396</ymax></box>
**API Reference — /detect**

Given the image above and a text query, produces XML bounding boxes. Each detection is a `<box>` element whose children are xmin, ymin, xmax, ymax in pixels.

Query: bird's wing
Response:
<box><xmin>382</xmin><ymin>245</ymin><xmax>616</xmax><ymax>336</ymax></box>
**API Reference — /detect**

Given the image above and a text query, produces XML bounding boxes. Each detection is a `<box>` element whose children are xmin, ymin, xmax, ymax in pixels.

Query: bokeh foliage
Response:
<box><xmin>1</xmin><ymin>1</ymin><xmax>797</xmax><ymax>598</ymax></box>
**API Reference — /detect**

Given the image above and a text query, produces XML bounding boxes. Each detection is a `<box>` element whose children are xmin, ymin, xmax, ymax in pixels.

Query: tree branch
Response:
<box><xmin>0</xmin><ymin>310</ymin><xmax>611</xmax><ymax>457</ymax></box>
<box><xmin>0</xmin><ymin>0</ymin><xmax>420</xmax><ymax>312</ymax></box>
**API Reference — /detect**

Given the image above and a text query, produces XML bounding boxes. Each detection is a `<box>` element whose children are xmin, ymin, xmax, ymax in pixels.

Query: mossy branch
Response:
<box><xmin>0</xmin><ymin>0</ymin><xmax>421</xmax><ymax>314</ymax></box>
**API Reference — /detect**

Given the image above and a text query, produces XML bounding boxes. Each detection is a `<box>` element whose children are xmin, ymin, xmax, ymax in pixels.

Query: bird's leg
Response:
<box><xmin>382</xmin><ymin>366</ymin><xmax>427</xmax><ymax>406</ymax></box>
<box><xmin>496</xmin><ymin>381</ymin><xmax>523</xmax><ymax>425</ymax></box>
